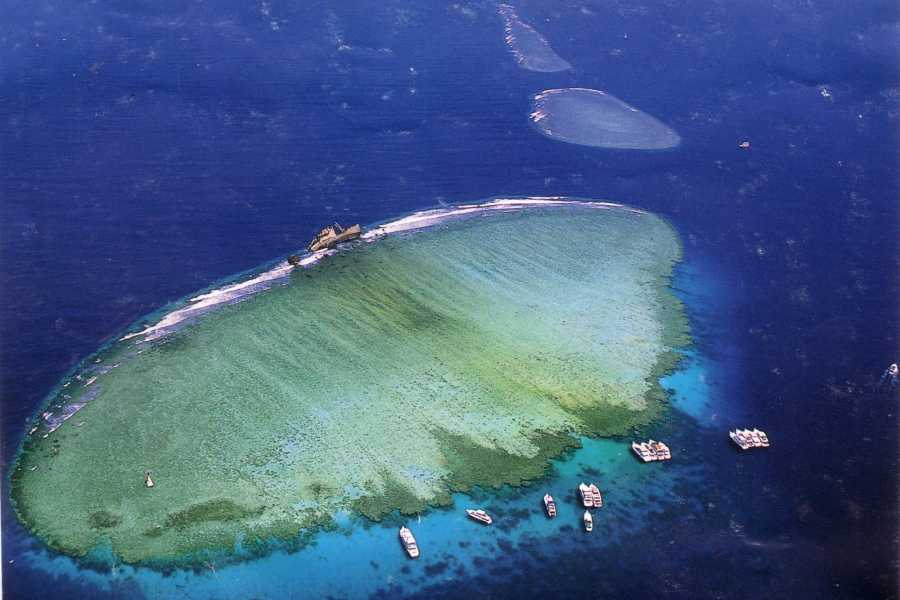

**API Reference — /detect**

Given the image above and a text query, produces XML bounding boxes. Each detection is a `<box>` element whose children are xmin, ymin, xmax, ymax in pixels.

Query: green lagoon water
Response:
<box><xmin>11</xmin><ymin>203</ymin><xmax>687</xmax><ymax>566</ymax></box>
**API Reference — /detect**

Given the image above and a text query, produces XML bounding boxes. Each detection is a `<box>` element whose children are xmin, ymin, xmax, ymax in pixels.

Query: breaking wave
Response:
<box><xmin>121</xmin><ymin>198</ymin><xmax>637</xmax><ymax>344</ymax></box>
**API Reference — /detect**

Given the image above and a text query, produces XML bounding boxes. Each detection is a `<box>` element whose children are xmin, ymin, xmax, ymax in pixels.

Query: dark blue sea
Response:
<box><xmin>2</xmin><ymin>0</ymin><xmax>898</xmax><ymax>598</ymax></box>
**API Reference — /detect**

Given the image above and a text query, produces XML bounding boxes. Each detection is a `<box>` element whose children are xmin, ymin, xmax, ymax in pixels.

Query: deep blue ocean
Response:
<box><xmin>2</xmin><ymin>0</ymin><xmax>898</xmax><ymax>598</ymax></box>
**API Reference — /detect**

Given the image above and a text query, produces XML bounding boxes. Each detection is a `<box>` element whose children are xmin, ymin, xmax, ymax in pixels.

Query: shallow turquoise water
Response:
<box><xmin>11</xmin><ymin>246</ymin><xmax>736</xmax><ymax>600</ymax></box>
<box><xmin>20</xmin><ymin>436</ymin><xmax>706</xmax><ymax>599</ymax></box>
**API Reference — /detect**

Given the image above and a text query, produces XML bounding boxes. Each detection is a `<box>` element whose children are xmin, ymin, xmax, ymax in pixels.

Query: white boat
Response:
<box><xmin>731</xmin><ymin>428</ymin><xmax>770</xmax><ymax>450</ymax></box>
<box><xmin>543</xmin><ymin>494</ymin><xmax>557</xmax><ymax>518</ymax></box>
<box><xmin>399</xmin><ymin>526</ymin><xmax>420</xmax><ymax>558</ymax></box>
<box><xmin>583</xmin><ymin>510</ymin><xmax>593</xmax><ymax>532</ymax></box>
<box><xmin>466</xmin><ymin>509</ymin><xmax>493</xmax><ymax>525</ymax></box>
<box><xmin>729</xmin><ymin>430</ymin><xmax>752</xmax><ymax>450</ymax></box>
<box><xmin>589</xmin><ymin>483</ymin><xmax>603</xmax><ymax>508</ymax></box>
<box><xmin>578</xmin><ymin>483</ymin><xmax>592</xmax><ymax>508</ymax></box>
<box><xmin>144</xmin><ymin>471</ymin><xmax>155</xmax><ymax>488</ymax></box>
<box><xmin>632</xmin><ymin>441</ymin><xmax>652</xmax><ymax>462</ymax></box>
<box><xmin>649</xmin><ymin>439</ymin><xmax>672</xmax><ymax>461</ymax></box>
<box><xmin>658</xmin><ymin>441</ymin><xmax>672</xmax><ymax>460</ymax></box>
<box><xmin>746</xmin><ymin>429</ymin><xmax>762</xmax><ymax>446</ymax></box>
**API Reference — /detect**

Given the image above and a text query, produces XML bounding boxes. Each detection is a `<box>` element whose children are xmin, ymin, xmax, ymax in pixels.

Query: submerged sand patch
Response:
<box><xmin>530</xmin><ymin>88</ymin><xmax>681</xmax><ymax>150</ymax></box>
<box><xmin>498</xmin><ymin>4</ymin><xmax>571</xmax><ymax>72</ymax></box>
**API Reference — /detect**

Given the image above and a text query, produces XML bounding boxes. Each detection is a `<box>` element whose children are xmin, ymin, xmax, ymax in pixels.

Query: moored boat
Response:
<box><xmin>730</xmin><ymin>428</ymin><xmax>770</xmax><ymax>450</ymax></box>
<box><xmin>658</xmin><ymin>441</ymin><xmax>672</xmax><ymax>460</ymax></box>
<box><xmin>399</xmin><ymin>526</ymin><xmax>420</xmax><ymax>558</ymax></box>
<box><xmin>543</xmin><ymin>494</ymin><xmax>557</xmax><ymax>518</ymax></box>
<box><xmin>633</xmin><ymin>439</ymin><xmax>672</xmax><ymax>462</ymax></box>
<box><xmin>578</xmin><ymin>483</ymin><xmax>592</xmax><ymax>508</ymax></box>
<box><xmin>583</xmin><ymin>510</ymin><xmax>593</xmax><ymax>532</ymax></box>
<box><xmin>589</xmin><ymin>483</ymin><xmax>603</xmax><ymax>508</ymax></box>
<box><xmin>729</xmin><ymin>429</ymin><xmax>749</xmax><ymax>449</ymax></box>
<box><xmin>649</xmin><ymin>439</ymin><xmax>672</xmax><ymax>461</ymax></box>
<box><xmin>632</xmin><ymin>441</ymin><xmax>652</xmax><ymax>462</ymax></box>
<box><xmin>466</xmin><ymin>509</ymin><xmax>493</xmax><ymax>525</ymax></box>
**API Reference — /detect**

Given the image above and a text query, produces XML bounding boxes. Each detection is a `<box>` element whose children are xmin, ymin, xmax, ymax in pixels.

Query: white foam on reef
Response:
<box><xmin>363</xmin><ymin>197</ymin><xmax>641</xmax><ymax>238</ymax></box>
<box><xmin>120</xmin><ymin>256</ymin><xmax>324</xmax><ymax>343</ymax></box>
<box><xmin>121</xmin><ymin>198</ymin><xmax>641</xmax><ymax>344</ymax></box>
<box><xmin>498</xmin><ymin>4</ymin><xmax>571</xmax><ymax>72</ymax></box>
<box><xmin>530</xmin><ymin>88</ymin><xmax>681</xmax><ymax>150</ymax></box>
<box><xmin>42</xmin><ymin>387</ymin><xmax>100</xmax><ymax>433</ymax></box>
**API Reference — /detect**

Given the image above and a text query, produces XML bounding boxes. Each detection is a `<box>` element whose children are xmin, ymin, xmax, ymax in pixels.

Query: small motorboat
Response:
<box><xmin>578</xmin><ymin>482</ymin><xmax>592</xmax><ymax>508</ymax></box>
<box><xmin>583</xmin><ymin>510</ymin><xmax>593</xmax><ymax>532</ymax></box>
<box><xmin>144</xmin><ymin>471</ymin><xmax>155</xmax><ymax>488</ymax></box>
<box><xmin>589</xmin><ymin>483</ymin><xmax>603</xmax><ymax>508</ymax></box>
<box><xmin>466</xmin><ymin>509</ymin><xmax>493</xmax><ymax>525</ymax></box>
<box><xmin>543</xmin><ymin>494</ymin><xmax>557</xmax><ymax>518</ymax></box>
<box><xmin>399</xmin><ymin>526</ymin><xmax>420</xmax><ymax>558</ymax></box>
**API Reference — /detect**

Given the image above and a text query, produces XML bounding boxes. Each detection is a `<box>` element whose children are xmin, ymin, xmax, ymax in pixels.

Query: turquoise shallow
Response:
<box><xmin>6</xmin><ymin>236</ymin><xmax>738</xmax><ymax>600</ymax></box>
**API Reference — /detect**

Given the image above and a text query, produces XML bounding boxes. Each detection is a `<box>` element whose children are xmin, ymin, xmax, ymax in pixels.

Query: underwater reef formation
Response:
<box><xmin>11</xmin><ymin>199</ymin><xmax>688</xmax><ymax>566</ymax></box>
<box><xmin>498</xmin><ymin>4</ymin><xmax>572</xmax><ymax>72</ymax></box>
<box><xmin>530</xmin><ymin>88</ymin><xmax>681</xmax><ymax>150</ymax></box>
